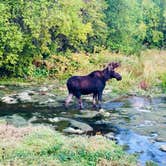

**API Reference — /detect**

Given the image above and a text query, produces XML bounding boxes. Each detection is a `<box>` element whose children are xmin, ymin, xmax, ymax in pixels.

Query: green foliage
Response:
<box><xmin>105</xmin><ymin>0</ymin><xmax>144</xmax><ymax>54</ymax></box>
<box><xmin>0</xmin><ymin>0</ymin><xmax>165</xmax><ymax>77</ymax></box>
<box><xmin>160</xmin><ymin>72</ymin><xmax>166</xmax><ymax>92</ymax></box>
<box><xmin>0</xmin><ymin>0</ymin><xmax>106</xmax><ymax>77</ymax></box>
<box><xmin>141</xmin><ymin>0</ymin><xmax>165</xmax><ymax>48</ymax></box>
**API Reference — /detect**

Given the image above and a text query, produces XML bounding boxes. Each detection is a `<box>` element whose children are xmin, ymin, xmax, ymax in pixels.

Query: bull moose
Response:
<box><xmin>65</xmin><ymin>62</ymin><xmax>122</xmax><ymax>109</ymax></box>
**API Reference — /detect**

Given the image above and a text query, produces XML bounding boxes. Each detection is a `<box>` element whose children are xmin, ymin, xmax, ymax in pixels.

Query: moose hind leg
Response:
<box><xmin>76</xmin><ymin>95</ymin><xmax>83</xmax><ymax>110</ymax></box>
<box><xmin>65</xmin><ymin>93</ymin><xmax>73</xmax><ymax>108</ymax></box>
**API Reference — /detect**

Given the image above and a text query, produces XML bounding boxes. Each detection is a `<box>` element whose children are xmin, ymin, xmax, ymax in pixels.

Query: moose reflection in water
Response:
<box><xmin>65</xmin><ymin>62</ymin><xmax>122</xmax><ymax>109</ymax></box>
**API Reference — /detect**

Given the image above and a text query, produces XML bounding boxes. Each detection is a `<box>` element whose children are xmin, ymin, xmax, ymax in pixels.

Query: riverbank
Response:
<box><xmin>0</xmin><ymin>122</ymin><xmax>137</xmax><ymax>166</ymax></box>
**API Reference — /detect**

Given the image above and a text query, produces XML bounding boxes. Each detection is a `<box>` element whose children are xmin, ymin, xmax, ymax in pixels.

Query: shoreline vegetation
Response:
<box><xmin>0</xmin><ymin>50</ymin><xmax>166</xmax><ymax>95</ymax></box>
<box><xmin>0</xmin><ymin>122</ymin><xmax>137</xmax><ymax>166</ymax></box>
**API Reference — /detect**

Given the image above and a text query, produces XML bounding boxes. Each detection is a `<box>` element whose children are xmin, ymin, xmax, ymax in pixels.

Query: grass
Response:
<box><xmin>0</xmin><ymin>49</ymin><xmax>166</xmax><ymax>95</ymax></box>
<box><xmin>0</xmin><ymin>124</ymin><xmax>137</xmax><ymax>166</ymax></box>
<box><xmin>61</xmin><ymin>49</ymin><xmax>166</xmax><ymax>95</ymax></box>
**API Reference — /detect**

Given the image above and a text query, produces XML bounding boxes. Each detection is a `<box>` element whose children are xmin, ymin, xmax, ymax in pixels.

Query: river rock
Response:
<box><xmin>105</xmin><ymin>132</ymin><xmax>116</xmax><ymax>140</ymax></box>
<box><xmin>160</xmin><ymin>145</ymin><xmax>166</xmax><ymax>152</ymax></box>
<box><xmin>155</xmin><ymin>137</ymin><xmax>165</xmax><ymax>142</ymax></box>
<box><xmin>48</xmin><ymin>117</ymin><xmax>93</xmax><ymax>133</ymax></box>
<box><xmin>63</xmin><ymin>127</ymin><xmax>84</xmax><ymax>134</ymax></box>
<box><xmin>17</xmin><ymin>92</ymin><xmax>32</xmax><ymax>102</ymax></box>
<box><xmin>49</xmin><ymin>117</ymin><xmax>60</xmax><ymax>123</ymax></box>
<box><xmin>0</xmin><ymin>85</ymin><xmax>6</xmax><ymax>89</ymax></box>
<box><xmin>39</xmin><ymin>87</ymin><xmax>48</xmax><ymax>92</ymax></box>
<box><xmin>74</xmin><ymin>111</ymin><xmax>100</xmax><ymax>119</ymax></box>
<box><xmin>70</xmin><ymin>120</ymin><xmax>93</xmax><ymax>132</ymax></box>
<box><xmin>39</xmin><ymin>98</ymin><xmax>55</xmax><ymax>105</ymax></box>
<box><xmin>7</xmin><ymin>114</ymin><xmax>28</xmax><ymax>127</ymax></box>
<box><xmin>1</xmin><ymin>96</ymin><xmax>18</xmax><ymax>104</ymax></box>
<box><xmin>25</xmin><ymin>90</ymin><xmax>36</xmax><ymax>95</ymax></box>
<box><xmin>48</xmin><ymin>117</ymin><xmax>68</xmax><ymax>123</ymax></box>
<box><xmin>99</xmin><ymin>109</ymin><xmax>111</xmax><ymax>117</ymax></box>
<box><xmin>95</xmin><ymin>120</ymin><xmax>110</xmax><ymax>125</ymax></box>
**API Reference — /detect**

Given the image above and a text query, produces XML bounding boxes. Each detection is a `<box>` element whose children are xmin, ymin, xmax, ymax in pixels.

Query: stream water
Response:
<box><xmin>0</xmin><ymin>85</ymin><xmax>166</xmax><ymax>166</ymax></box>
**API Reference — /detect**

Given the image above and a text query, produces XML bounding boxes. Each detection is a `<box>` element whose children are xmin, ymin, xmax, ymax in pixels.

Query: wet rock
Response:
<box><xmin>155</xmin><ymin>137</ymin><xmax>165</xmax><ymax>142</ymax></box>
<box><xmin>1</xmin><ymin>91</ymin><xmax>34</xmax><ymax>104</ymax></box>
<box><xmin>74</xmin><ymin>111</ymin><xmax>100</xmax><ymax>119</ymax></box>
<box><xmin>0</xmin><ymin>85</ymin><xmax>6</xmax><ymax>89</ymax></box>
<box><xmin>160</xmin><ymin>145</ymin><xmax>166</xmax><ymax>152</ymax></box>
<box><xmin>47</xmin><ymin>93</ymin><xmax>55</xmax><ymax>97</ymax></box>
<box><xmin>1</xmin><ymin>96</ymin><xmax>18</xmax><ymax>104</ymax></box>
<box><xmin>39</xmin><ymin>98</ymin><xmax>55</xmax><ymax>105</ymax></box>
<box><xmin>63</xmin><ymin>127</ymin><xmax>84</xmax><ymax>134</ymax></box>
<box><xmin>25</xmin><ymin>90</ymin><xmax>36</xmax><ymax>95</ymax></box>
<box><xmin>70</xmin><ymin>120</ymin><xmax>93</xmax><ymax>132</ymax></box>
<box><xmin>103</xmin><ymin>89</ymin><xmax>112</xmax><ymax>94</ymax></box>
<box><xmin>48</xmin><ymin>117</ymin><xmax>93</xmax><ymax>133</ymax></box>
<box><xmin>17</xmin><ymin>92</ymin><xmax>32</xmax><ymax>102</ymax></box>
<box><xmin>105</xmin><ymin>132</ymin><xmax>116</xmax><ymax>140</ymax></box>
<box><xmin>99</xmin><ymin>109</ymin><xmax>111</xmax><ymax>117</ymax></box>
<box><xmin>7</xmin><ymin>114</ymin><xmax>28</xmax><ymax>127</ymax></box>
<box><xmin>28</xmin><ymin>116</ymin><xmax>38</xmax><ymax>123</ymax></box>
<box><xmin>138</xmin><ymin>109</ymin><xmax>151</xmax><ymax>113</ymax></box>
<box><xmin>95</xmin><ymin>120</ymin><xmax>110</xmax><ymax>125</ymax></box>
<box><xmin>48</xmin><ymin>117</ymin><xmax>68</xmax><ymax>123</ymax></box>
<box><xmin>39</xmin><ymin>87</ymin><xmax>48</xmax><ymax>92</ymax></box>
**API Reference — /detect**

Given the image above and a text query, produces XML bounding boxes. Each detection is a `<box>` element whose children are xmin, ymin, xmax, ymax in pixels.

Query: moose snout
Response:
<box><xmin>116</xmin><ymin>75</ymin><xmax>122</xmax><ymax>81</ymax></box>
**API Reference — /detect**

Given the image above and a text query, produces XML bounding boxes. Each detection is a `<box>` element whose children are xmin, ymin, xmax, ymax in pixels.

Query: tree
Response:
<box><xmin>141</xmin><ymin>0</ymin><xmax>164</xmax><ymax>48</ymax></box>
<box><xmin>105</xmin><ymin>0</ymin><xmax>145</xmax><ymax>54</ymax></box>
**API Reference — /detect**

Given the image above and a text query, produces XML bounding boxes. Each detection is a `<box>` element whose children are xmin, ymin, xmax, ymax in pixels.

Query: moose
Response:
<box><xmin>65</xmin><ymin>62</ymin><xmax>122</xmax><ymax>109</ymax></box>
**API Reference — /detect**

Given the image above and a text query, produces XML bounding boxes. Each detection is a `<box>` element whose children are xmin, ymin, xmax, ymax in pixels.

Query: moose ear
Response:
<box><xmin>108</xmin><ymin>62</ymin><xmax>120</xmax><ymax>71</ymax></box>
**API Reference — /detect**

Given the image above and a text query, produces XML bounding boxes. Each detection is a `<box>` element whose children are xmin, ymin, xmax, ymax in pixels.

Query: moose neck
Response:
<box><xmin>102</xmin><ymin>68</ymin><xmax>111</xmax><ymax>82</ymax></box>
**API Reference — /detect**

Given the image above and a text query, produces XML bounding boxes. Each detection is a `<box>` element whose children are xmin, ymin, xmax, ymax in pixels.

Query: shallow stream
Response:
<box><xmin>0</xmin><ymin>85</ymin><xmax>166</xmax><ymax>165</ymax></box>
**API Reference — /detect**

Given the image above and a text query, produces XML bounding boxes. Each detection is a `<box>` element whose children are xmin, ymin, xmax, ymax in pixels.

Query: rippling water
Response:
<box><xmin>0</xmin><ymin>88</ymin><xmax>166</xmax><ymax>165</ymax></box>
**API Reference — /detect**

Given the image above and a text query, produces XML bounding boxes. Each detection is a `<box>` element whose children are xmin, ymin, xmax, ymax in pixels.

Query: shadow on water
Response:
<box><xmin>0</xmin><ymin>94</ymin><xmax>166</xmax><ymax>166</ymax></box>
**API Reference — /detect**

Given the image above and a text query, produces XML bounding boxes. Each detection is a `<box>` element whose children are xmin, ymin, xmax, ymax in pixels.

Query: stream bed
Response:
<box><xmin>0</xmin><ymin>85</ymin><xmax>166</xmax><ymax>165</ymax></box>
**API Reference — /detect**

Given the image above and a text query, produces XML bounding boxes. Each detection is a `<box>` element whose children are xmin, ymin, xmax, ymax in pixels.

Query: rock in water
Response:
<box><xmin>17</xmin><ymin>92</ymin><xmax>32</xmax><ymax>102</ymax></box>
<box><xmin>63</xmin><ymin>127</ymin><xmax>84</xmax><ymax>134</ymax></box>
<box><xmin>160</xmin><ymin>145</ymin><xmax>166</xmax><ymax>152</ymax></box>
<box><xmin>1</xmin><ymin>96</ymin><xmax>18</xmax><ymax>104</ymax></box>
<box><xmin>70</xmin><ymin>120</ymin><xmax>93</xmax><ymax>132</ymax></box>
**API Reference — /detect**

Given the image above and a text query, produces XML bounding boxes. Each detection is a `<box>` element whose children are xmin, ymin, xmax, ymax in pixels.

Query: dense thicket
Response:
<box><xmin>0</xmin><ymin>0</ymin><xmax>165</xmax><ymax>77</ymax></box>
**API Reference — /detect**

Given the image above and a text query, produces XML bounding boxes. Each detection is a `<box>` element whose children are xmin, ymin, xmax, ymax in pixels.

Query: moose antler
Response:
<box><xmin>107</xmin><ymin>62</ymin><xmax>120</xmax><ymax>71</ymax></box>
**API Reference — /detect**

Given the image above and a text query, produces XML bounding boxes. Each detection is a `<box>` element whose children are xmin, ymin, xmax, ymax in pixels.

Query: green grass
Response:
<box><xmin>0</xmin><ymin>125</ymin><xmax>136</xmax><ymax>166</ymax></box>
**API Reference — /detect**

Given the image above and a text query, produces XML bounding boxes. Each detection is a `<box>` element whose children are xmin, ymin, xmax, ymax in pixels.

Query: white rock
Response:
<box><xmin>39</xmin><ymin>87</ymin><xmax>48</xmax><ymax>92</ymax></box>
<box><xmin>160</xmin><ymin>145</ymin><xmax>166</xmax><ymax>152</ymax></box>
<box><xmin>1</xmin><ymin>96</ymin><xmax>18</xmax><ymax>104</ymax></box>
<box><xmin>17</xmin><ymin>92</ymin><xmax>32</xmax><ymax>102</ymax></box>
<box><xmin>63</xmin><ymin>127</ymin><xmax>84</xmax><ymax>134</ymax></box>
<box><xmin>0</xmin><ymin>85</ymin><xmax>6</xmax><ymax>89</ymax></box>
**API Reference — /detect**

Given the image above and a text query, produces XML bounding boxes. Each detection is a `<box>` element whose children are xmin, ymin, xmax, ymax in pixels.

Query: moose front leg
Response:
<box><xmin>98</xmin><ymin>91</ymin><xmax>103</xmax><ymax>109</ymax></box>
<box><xmin>93</xmin><ymin>93</ymin><xmax>98</xmax><ymax>109</ymax></box>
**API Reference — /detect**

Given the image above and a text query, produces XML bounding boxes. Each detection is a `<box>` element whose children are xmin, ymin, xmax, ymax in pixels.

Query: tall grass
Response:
<box><xmin>0</xmin><ymin>50</ymin><xmax>165</xmax><ymax>94</ymax></box>
<box><xmin>54</xmin><ymin>49</ymin><xmax>166</xmax><ymax>94</ymax></box>
<box><xmin>0</xmin><ymin>125</ymin><xmax>136</xmax><ymax>166</ymax></box>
